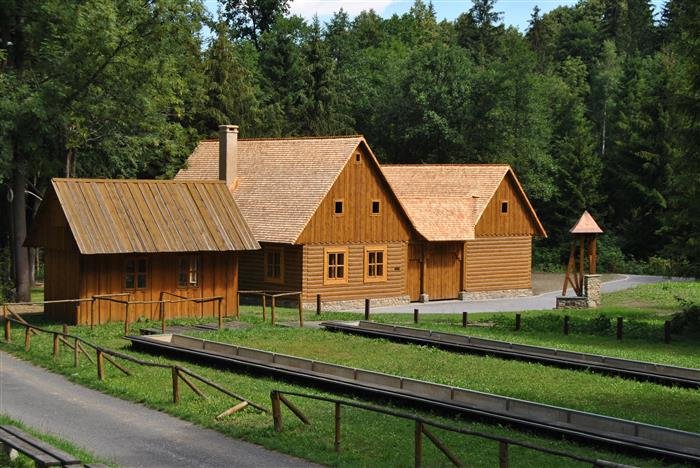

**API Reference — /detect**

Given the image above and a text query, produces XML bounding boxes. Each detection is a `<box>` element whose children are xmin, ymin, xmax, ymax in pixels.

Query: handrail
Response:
<box><xmin>270</xmin><ymin>390</ymin><xmax>634</xmax><ymax>468</ymax></box>
<box><xmin>237</xmin><ymin>290</ymin><xmax>304</xmax><ymax>327</ymax></box>
<box><xmin>1</xmin><ymin>314</ymin><xmax>267</xmax><ymax>414</ymax></box>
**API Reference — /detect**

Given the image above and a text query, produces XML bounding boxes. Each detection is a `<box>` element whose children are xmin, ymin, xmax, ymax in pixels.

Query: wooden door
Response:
<box><xmin>407</xmin><ymin>243</ymin><xmax>422</xmax><ymax>301</ymax></box>
<box><xmin>425</xmin><ymin>243</ymin><xmax>461</xmax><ymax>300</ymax></box>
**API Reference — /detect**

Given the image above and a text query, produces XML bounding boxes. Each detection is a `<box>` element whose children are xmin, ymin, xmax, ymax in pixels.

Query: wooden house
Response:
<box><xmin>382</xmin><ymin>165</ymin><xmax>547</xmax><ymax>301</ymax></box>
<box><xmin>25</xmin><ymin>178</ymin><xmax>259</xmax><ymax>324</ymax></box>
<box><xmin>176</xmin><ymin>126</ymin><xmax>414</xmax><ymax>309</ymax></box>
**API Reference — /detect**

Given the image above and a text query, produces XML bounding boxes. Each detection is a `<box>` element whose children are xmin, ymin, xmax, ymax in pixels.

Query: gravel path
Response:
<box><xmin>362</xmin><ymin>274</ymin><xmax>688</xmax><ymax>314</ymax></box>
<box><xmin>0</xmin><ymin>352</ymin><xmax>315</xmax><ymax>467</ymax></box>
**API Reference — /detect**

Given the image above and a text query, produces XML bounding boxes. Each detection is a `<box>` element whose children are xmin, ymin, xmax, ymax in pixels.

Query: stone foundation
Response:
<box><xmin>584</xmin><ymin>274</ymin><xmax>601</xmax><ymax>308</ymax></box>
<box><xmin>458</xmin><ymin>289</ymin><xmax>533</xmax><ymax>301</ymax></box>
<box><xmin>556</xmin><ymin>296</ymin><xmax>589</xmax><ymax>309</ymax></box>
<box><xmin>302</xmin><ymin>295</ymin><xmax>411</xmax><ymax>312</ymax></box>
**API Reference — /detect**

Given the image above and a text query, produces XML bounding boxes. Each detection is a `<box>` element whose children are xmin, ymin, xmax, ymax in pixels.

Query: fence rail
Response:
<box><xmin>1</xmin><ymin>308</ymin><xmax>267</xmax><ymax>415</ymax></box>
<box><xmin>269</xmin><ymin>390</ymin><xmax>634</xmax><ymax>468</ymax></box>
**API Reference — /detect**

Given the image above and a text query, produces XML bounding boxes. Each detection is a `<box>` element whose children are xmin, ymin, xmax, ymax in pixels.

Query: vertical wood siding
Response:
<box><xmin>44</xmin><ymin>250</ymin><xmax>81</xmax><ymax>323</ymax></box>
<box><xmin>70</xmin><ymin>252</ymin><xmax>238</xmax><ymax>325</ymax></box>
<box><xmin>238</xmin><ymin>243</ymin><xmax>303</xmax><ymax>292</ymax></box>
<box><xmin>465</xmin><ymin>237</ymin><xmax>532</xmax><ymax>291</ymax></box>
<box><xmin>297</xmin><ymin>146</ymin><xmax>411</xmax><ymax>244</ymax></box>
<box><xmin>475</xmin><ymin>174</ymin><xmax>539</xmax><ymax>236</ymax></box>
<box><xmin>302</xmin><ymin>243</ymin><xmax>407</xmax><ymax>301</ymax></box>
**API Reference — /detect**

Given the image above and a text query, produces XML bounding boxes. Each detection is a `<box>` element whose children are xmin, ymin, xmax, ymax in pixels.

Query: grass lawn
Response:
<box><xmin>0</xmin><ymin>414</ymin><xmax>108</xmax><ymax>467</ymax></box>
<box><xmin>1</xmin><ymin>280</ymin><xmax>698</xmax><ymax>467</ymax></box>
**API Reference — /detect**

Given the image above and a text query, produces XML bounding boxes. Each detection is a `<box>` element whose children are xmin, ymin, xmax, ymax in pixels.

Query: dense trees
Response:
<box><xmin>1</xmin><ymin>0</ymin><xmax>698</xmax><ymax>299</ymax></box>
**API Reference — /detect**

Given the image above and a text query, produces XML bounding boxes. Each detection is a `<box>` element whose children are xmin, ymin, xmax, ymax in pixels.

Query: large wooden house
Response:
<box><xmin>177</xmin><ymin>126</ymin><xmax>546</xmax><ymax>307</ymax></box>
<box><xmin>176</xmin><ymin>126</ymin><xmax>414</xmax><ymax>309</ymax></box>
<box><xmin>25</xmin><ymin>178</ymin><xmax>259</xmax><ymax>324</ymax></box>
<box><xmin>382</xmin><ymin>165</ymin><xmax>547</xmax><ymax>301</ymax></box>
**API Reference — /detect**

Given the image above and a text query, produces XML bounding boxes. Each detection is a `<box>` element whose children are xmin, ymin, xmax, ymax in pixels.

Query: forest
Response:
<box><xmin>1</xmin><ymin>0</ymin><xmax>698</xmax><ymax>301</ymax></box>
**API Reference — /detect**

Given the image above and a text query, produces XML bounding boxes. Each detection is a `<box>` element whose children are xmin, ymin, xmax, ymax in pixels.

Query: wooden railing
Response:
<box><xmin>1</xmin><ymin>308</ymin><xmax>267</xmax><ymax>417</ymax></box>
<box><xmin>238</xmin><ymin>290</ymin><xmax>304</xmax><ymax>327</ymax></box>
<box><xmin>269</xmin><ymin>390</ymin><xmax>634</xmax><ymax>468</ymax></box>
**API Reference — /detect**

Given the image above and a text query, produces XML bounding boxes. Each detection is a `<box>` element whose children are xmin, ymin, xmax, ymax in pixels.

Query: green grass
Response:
<box><xmin>1</xmin><ymin>281</ymin><xmax>698</xmax><ymax>467</ymax></box>
<box><xmin>0</xmin><ymin>414</ymin><xmax>109</xmax><ymax>467</ymax></box>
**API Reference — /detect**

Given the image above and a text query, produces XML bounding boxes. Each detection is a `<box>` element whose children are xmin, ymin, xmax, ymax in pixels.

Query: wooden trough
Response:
<box><xmin>126</xmin><ymin>333</ymin><xmax>700</xmax><ymax>463</ymax></box>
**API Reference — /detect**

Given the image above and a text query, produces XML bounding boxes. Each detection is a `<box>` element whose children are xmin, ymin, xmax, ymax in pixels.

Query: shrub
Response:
<box><xmin>670</xmin><ymin>297</ymin><xmax>700</xmax><ymax>335</ymax></box>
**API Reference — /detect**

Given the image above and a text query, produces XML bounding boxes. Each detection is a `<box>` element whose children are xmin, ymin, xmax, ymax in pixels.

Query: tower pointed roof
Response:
<box><xmin>570</xmin><ymin>211</ymin><xmax>603</xmax><ymax>234</ymax></box>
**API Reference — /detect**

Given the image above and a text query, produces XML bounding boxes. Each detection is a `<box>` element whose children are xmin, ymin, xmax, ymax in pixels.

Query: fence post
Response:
<box><xmin>172</xmin><ymin>367</ymin><xmax>180</xmax><ymax>404</ymax></box>
<box><xmin>90</xmin><ymin>298</ymin><xmax>95</xmax><ymax>330</ymax></box>
<box><xmin>499</xmin><ymin>441</ymin><xmax>509</xmax><ymax>468</ymax></box>
<box><xmin>262</xmin><ymin>294</ymin><xmax>267</xmax><ymax>322</ymax></box>
<box><xmin>97</xmin><ymin>350</ymin><xmax>104</xmax><ymax>380</ymax></box>
<box><xmin>124</xmin><ymin>303</ymin><xmax>130</xmax><ymax>336</ymax></box>
<box><xmin>413</xmin><ymin>308</ymin><xmax>419</xmax><ymax>324</ymax></box>
<box><xmin>271</xmin><ymin>296</ymin><xmax>276</xmax><ymax>326</ymax></box>
<box><xmin>218</xmin><ymin>298</ymin><xmax>223</xmax><ymax>330</ymax></box>
<box><xmin>334</xmin><ymin>401</ymin><xmax>341</xmax><ymax>453</ymax></box>
<box><xmin>74</xmin><ymin>338</ymin><xmax>80</xmax><ymax>367</ymax></box>
<box><xmin>364</xmin><ymin>299</ymin><xmax>370</xmax><ymax>321</ymax></box>
<box><xmin>62</xmin><ymin>324</ymin><xmax>68</xmax><ymax>336</ymax></box>
<box><xmin>236</xmin><ymin>291</ymin><xmax>240</xmax><ymax>319</ymax></box>
<box><xmin>563</xmin><ymin>315</ymin><xmax>570</xmax><ymax>335</ymax></box>
<box><xmin>462</xmin><ymin>312</ymin><xmax>468</xmax><ymax>328</ymax></box>
<box><xmin>298</xmin><ymin>293</ymin><xmax>304</xmax><ymax>328</ymax></box>
<box><xmin>4</xmin><ymin>308</ymin><xmax>10</xmax><ymax>343</ymax></box>
<box><xmin>53</xmin><ymin>333</ymin><xmax>60</xmax><ymax>359</ymax></box>
<box><xmin>24</xmin><ymin>327</ymin><xmax>31</xmax><ymax>351</ymax></box>
<box><xmin>316</xmin><ymin>294</ymin><xmax>321</xmax><ymax>316</ymax></box>
<box><xmin>515</xmin><ymin>313</ymin><xmax>521</xmax><ymax>331</ymax></box>
<box><xmin>664</xmin><ymin>320</ymin><xmax>671</xmax><ymax>344</ymax></box>
<box><xmin>617</xmin><ymin>317</ymin><xmax>623</xmax><ymax>340</ymax></box>
<box><xmin>414</xmin><ymin>421</ymin><xmax>423</xmax><ymax>468</ymax></box>
<box><xmin>271</xmin><ymin>391</ymin><xmax>283</xmax><ymax>432</ymax></box>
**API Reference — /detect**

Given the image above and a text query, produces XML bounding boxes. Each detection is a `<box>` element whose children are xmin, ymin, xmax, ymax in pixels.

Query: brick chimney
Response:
<box><xmin>218</xmin><ymin>125</ymin><xmax>239</xmax><ymax>187</ymax></box>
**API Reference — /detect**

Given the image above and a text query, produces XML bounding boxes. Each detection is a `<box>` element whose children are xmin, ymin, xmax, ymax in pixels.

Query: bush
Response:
<box><xmin>670</xmin><ymin>297</ymin><xmax>700</xmax><ymax>335</ymax></box>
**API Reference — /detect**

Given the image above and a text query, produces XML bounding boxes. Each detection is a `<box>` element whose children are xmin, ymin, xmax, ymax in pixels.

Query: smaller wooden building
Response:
<box><xmin>25</xmin><ymin>178</ymin><xmax>259</xmax><ymax>324</ymax></box>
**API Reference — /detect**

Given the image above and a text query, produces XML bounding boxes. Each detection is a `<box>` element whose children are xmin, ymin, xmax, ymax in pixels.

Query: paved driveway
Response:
<box><xmin>0</xmin><ymin>352</ymin><xmax>315</xmax><ymax>467</ymax></box>
<box><xmin>362</xmin><ymin>275</ymin><xmax>688</xmax><ymax>314</ymax></box>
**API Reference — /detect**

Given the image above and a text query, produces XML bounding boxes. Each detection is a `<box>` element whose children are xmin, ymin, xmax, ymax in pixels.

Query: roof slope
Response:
<box><xmin>27</xmin><ymin>178</ymin><xmax>259</xmax><ymax>254</ymax></box>
<box><xmin>176</xmin><ymin>136</ymin><xmax>365</xmax><ymax>243</ymax></box>
<box><xmin>570</xmin><ymin>210</ymin><xmax>603</xmax><ymax>234</ymax></box>
<box><xmin>382</xmin><ymin>165</ymin><xmax>545</xmax><ymax>241</ymax></box>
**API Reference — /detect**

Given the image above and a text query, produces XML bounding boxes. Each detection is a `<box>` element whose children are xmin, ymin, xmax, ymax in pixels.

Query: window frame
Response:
<box><xmin>264</xmin><ymin>247</ymin><xmax>285</xmax><ymax>284</ymax></box>
<box><xmin>333</xmin><ymin>199</ymin><xmax>345</xmax><ymax>216</ymax></box>
<box><xmin>364</xmin><ymin>245</ymin><xmax>388</xmax><ymax>283</ymax></box>
<box><xmin>177</xmin><ymin>255</ymin><xmax>200</xmax><ymax>289</ymax></box>
<box><xmin>354</xmin><ymin>152</ymin><xmax>361</xmax><ymax>164</ymax></box>
<box><xmin>323</xmin><ymin>247</ymin><xmax>349</xmax><ymax>285</ymax></box>
<box><xmin>124</xmin><ymin>257</ymin><xmax>149</xmax><ymax>290</ymax></box>
<box><xmin>371</xmin><ymin>199</ymin><xmax>381</xmax><ymax>216</ymax></box>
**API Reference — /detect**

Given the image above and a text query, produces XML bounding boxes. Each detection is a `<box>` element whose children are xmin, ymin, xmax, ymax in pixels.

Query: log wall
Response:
<box><xmin>464</xmin><ymin>236</ymin><xmax>532</xmax><ymax>291</ymax></box>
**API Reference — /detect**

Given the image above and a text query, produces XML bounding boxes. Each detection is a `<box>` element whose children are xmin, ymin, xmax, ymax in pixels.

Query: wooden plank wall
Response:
<box><xmin>465</xmin><ymin>237</ymin><xmax>532</xmax><ymax>291</ymax></box>
<box><xmin>238</xmin><ymin>243</ymin><xmax>303</xmax><ymax>292</ymax></box>
<box><xmin>475</xmin><ymin>173</ymin><xmax>538</xmax><ymax>237</ymax></box>
<box><xmin>302</xmin><ymin>243</ymin><xmax>407</xmax><ymax>301</ymax></box>
<box><xmin>75</xmin><ymin>252</ymin><xmax>238</xmax><ymax>325</ymax></box>
<box><xmin>425</xmin><ymin>242</ymin><xmax>462</xmax><ymax>300</ymax></box>
<box><xmin>44</xmin><ymin>250</ymin><xmax>81</xmax><ymax>323</ymax></box>
<box><xmin>297</xmin><ymin>145</ymin><xmax>411</xmax><ymax>244</ymax></box>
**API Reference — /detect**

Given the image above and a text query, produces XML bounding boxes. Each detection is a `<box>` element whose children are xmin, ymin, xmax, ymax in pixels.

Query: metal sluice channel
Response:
<box><xmin>126</xmin><ymin>333</ymin><xmax>700</xmax><ymax>463</ymax></box>
<box><xmin>320</xmin><ymin>321</ymin><xmax>700</xmax><ymax>389</ymax></box>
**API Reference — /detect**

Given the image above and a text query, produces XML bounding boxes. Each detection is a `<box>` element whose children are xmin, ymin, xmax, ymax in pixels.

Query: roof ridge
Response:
<box><xmin>382</xmin><ymin>163</ymin><xmax>511</xmax><ymax>167</ymax></box>
<box><xmin>199</xmin><ymin>135</ymin><xmax>364</xmax><ymax>142</ymax></box>
<box><xmin>52</xmin><ymin>178</ymin><xmax>225</xmax><ymax>184</ymax></box>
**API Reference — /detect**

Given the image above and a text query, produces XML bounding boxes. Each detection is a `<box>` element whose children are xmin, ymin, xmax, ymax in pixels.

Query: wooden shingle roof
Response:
<box><xmin>382</xmin><ymin>165</ymin><xmax>545</xmax><ymax>241</ymax></box>
<box><xmin>176</xmin><ymin>136</ymin><xmax>366</xmax><ymax>243</ymax></box>
<box><xmin>570</xmin><ymin>210</ymin><xmax>603</xmax><ymax>234</ymax></box>
<box><xmin>26</xmin><ymin>178</ymin><xmax>259</xmax><ymax>254</ymax></box>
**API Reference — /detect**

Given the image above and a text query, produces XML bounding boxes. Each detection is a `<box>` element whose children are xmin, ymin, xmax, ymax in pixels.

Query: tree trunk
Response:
<box><xmin>12</xmin><ymin>144</ymin><xmax>30</xmax><ymax>302</ymax></box>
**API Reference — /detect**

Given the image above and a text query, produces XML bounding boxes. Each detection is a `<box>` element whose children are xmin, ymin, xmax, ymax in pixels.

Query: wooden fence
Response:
<box><xmin>2</xmin><ymin>307</ymin><xmax>267</xmax><ymax>417</ymax></box>
<box><xmin>269</xmin><ymin>390</ymin><xmax>633</xmax><ymax>468</ymax></box>
<box><xmin>237</xmin><ymin>290</ymin><xmax>304</xmax><ymax>327</ymax></box>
